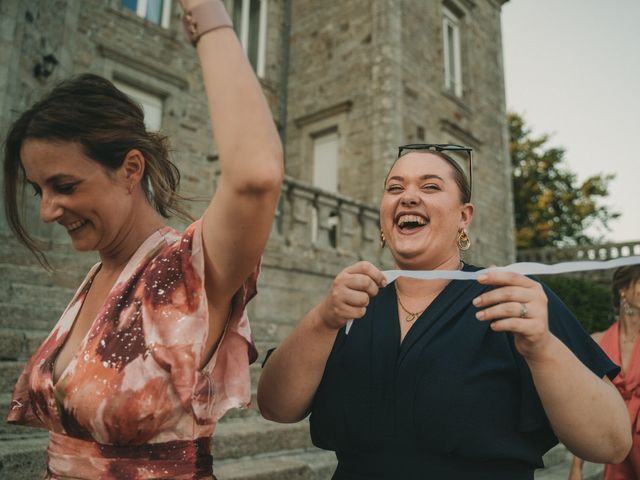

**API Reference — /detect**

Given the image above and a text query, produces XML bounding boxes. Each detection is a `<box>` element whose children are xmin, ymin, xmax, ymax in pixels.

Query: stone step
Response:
<box><xmin>0</xmin><ymin>435</ymin><xmax>48</xmax><ymax>480</ymax></box>
<box><xmin>250</xmin><ymin>321</ymin><xmax>294</xmax><ymax>344</ymax></box>
<box><xmin>0</xmin><ymin>282</ymin><xmax>74</xmax><ymax>312</ymax></box>
<box><xmin>0</xmin><ymin>263</ymin><xmax>88</xmax><ymax>290</ymax></box>
<box><xmin>215</xmin><ymin>449</ymin><xmax>336</xmax><ymax>480</ymax></box>
<box><xmin>0</xmin><ymin>328</ymin><xmax>48</xmax><ymax>361</ymax></box>
<box><xmin>0</xmin><ymin>236</ymin><xmax>96</xmax><ymax>271</ymax></box>
<box><xmin>215</xmin><ymin>417</ymin><xmax>313</xmax><ymax>461</ymax></box>
<box><xmin>541</xmin><ymin>443</ymin><xmax>568</xmax><ymax>468</ymax></box>
<box><xmin>0</xmin><ymin>302</ymin><xmax>61</xmax><ymax>331</ymax></box>
<box><xmin>0</xmin><ymin>361</ymin><xmax>25</xmax><ymax>396</ymax></box>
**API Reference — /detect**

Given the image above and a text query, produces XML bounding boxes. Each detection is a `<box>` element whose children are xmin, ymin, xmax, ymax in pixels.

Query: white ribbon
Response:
<box><xmin>345</xmin><ymin>256</ymin><xmax>640</xmax><ymax>334</ymax></box>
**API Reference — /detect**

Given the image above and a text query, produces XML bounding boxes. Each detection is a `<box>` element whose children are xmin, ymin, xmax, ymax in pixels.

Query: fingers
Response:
<box><xmin>343</xmin><ymin>273</ymin><xmax>381</xmax><ymax>298</ymax></box>
<box><xmin>473</xmin><ymin>275</ymin><xmax>550</xmax><ymax>353</ymax></box>
<box><xmin>488</xmin><ymin>316</ymin><xmax>548</xmax><ymax>342</ymax></box>
<box><xmin>475</xmin><ymin>301</ymin><xmax>530</xmax><ymax>322</ymax></box>
<box><xmin>319</xmin><ymin>262</ymin><xmax>388</xmax><ymax>330</ymax></box>
<box><xmin>473</xmin><ymin>280</ymin><xmax>546</xmax><ymax>314</ymax></box>
<box><xmin>345</xmin><ymin>261</ymin><xmax>387</xmax><ymax>288</ymax></box>
<box><xmin>473</xmin><ymin>286</ymin><xmax>531</xmax><ymax>308</ymax></box>
<box><xmin>477</xmin><ymin>271</ymin><xmax>536</xmax><ymax>288</ymax></box>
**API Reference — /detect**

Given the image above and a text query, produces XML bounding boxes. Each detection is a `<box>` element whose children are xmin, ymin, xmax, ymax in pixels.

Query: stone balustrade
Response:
<box><xmin>517</xmin><ymin>241</ymin><xmax>640</xmax><ymax>263</ymax></box>
<box><xmin>266</xmin><ymin>175</ymin><xmax>388</xmax><ymax>267</ymax></box>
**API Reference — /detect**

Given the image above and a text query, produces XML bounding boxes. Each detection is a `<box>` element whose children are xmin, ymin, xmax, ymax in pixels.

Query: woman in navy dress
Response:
<box><xmin>257</xmin><ymin>145</ymin><xmax>631</xmax><ymax>479</ymax></box>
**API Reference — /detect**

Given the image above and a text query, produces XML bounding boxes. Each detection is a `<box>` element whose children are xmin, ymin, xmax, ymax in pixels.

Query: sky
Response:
<box><xmin>501</xmin><ymin>0</ymin><xmax>640</xmax><ymax>243</ymax></box>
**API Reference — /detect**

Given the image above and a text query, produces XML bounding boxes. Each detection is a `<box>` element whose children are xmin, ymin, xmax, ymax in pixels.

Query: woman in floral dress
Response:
<box><xmin>4</xmin><ymin>1</ymin><xmax>283</xmax><ymax>478</ymax></box>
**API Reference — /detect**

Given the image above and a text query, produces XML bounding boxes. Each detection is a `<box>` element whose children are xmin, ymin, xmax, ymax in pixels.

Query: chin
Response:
<box><xmin>70</xmin><ymin>241</ymin><xmax>96</xmax><ymax>252</ymax></box>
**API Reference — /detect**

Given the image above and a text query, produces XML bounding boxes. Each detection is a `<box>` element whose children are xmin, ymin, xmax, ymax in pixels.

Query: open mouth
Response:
<box><xmin>66</xmin><ymin>219</ymin><xmax>88</xmax><ymax>233</ymax></box>
<box><xmin>396</xmin><ymin>214</ymin><xmax>428</xmax><ymax>232</ymax></box>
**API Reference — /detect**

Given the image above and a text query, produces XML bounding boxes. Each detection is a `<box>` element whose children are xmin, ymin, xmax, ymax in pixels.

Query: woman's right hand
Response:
<box><xmin>316</xmin><ymin>261</ymin><xmax>387</xmax><ymax>331</ymax></box>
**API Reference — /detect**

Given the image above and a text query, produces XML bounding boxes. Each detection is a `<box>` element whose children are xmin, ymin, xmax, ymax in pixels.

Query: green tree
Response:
<box><xmin>509</xmin><ymin>112</ymin><xmax>619</xmax><ymax>248</ymax></box>
<box><xmin>543</xmin><ymin>276</ymin><xmax>613</xmax><ymax>333</ymax></box>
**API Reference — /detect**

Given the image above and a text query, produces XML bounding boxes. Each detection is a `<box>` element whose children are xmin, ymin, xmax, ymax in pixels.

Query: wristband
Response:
<box><xmin>181</xmin><ymin>0</ymin><xmax>233</xmax><ymax>47</ymax></box>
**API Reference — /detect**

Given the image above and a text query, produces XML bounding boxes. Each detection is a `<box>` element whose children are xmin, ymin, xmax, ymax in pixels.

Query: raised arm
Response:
<box><xmin>258</xmin><ymin>262</ymin><xmax>386</xmax><ymax>422</ymax></box>
<box><xmin>181</xmin><ymin>0</ymin><xmax>283</xmax><ymax>304</ymax></box>
<box><xmin>473</xmin><ymin>273</ymin><xmax>631</xmax><ymax>463</ymax></box>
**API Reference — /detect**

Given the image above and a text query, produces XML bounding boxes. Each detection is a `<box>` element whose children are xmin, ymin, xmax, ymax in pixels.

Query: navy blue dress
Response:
<box><xmin>310</xmin><ymin>264</ymin><xmax>619</xmax><ymax>480</ymax></box>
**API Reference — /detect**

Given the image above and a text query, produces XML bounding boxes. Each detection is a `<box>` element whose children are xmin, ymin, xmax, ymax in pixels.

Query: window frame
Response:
<box><xmin>113</xmin><ymin>80</ymin><xmax>165</xmax><ymax>132</ymax></box>
<box><xmin>442</xmin><ymin>6</ymin><xmax>463</xmax><ymax>98</ymax></box>
<box><xmin>123</xmin><ymin>0</ymin><xmax>172</xmax><ymax>28</ymax></box>
<box><xmin>234</xmin><ymin>0</ymin><xmax>268</xmax><ymax>77</ymax></box>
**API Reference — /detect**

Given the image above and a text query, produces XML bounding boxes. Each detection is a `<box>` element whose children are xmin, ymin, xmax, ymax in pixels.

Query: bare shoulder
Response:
<box><xmin>590</xmin><ymin>331</ymin><xmax>605</xmax><ymax>343</ymax></box>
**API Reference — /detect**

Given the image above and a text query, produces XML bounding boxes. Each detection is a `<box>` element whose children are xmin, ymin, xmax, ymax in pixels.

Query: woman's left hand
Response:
<box><xmin>473</xmin><ymin>271</ymin><xmax>551</xmax><ymax>360</ymax></box>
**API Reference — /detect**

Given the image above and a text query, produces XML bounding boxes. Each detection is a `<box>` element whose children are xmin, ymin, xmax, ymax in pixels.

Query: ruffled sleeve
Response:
<box><xmin>142</xmin><ymin>219</ymin><xmax>258</xmax><ymax>425</ymax></box>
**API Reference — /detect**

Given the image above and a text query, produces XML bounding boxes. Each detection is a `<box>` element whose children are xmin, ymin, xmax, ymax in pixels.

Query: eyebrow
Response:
<box><xmin>386</xmin><ymin>174</ymin><xmax>445</xmax><ymax>183</ymax></box>
<box><xmin>26</xmin><ymin>174</ymin><xmax>77</xmax><ymax>186</ymax></box>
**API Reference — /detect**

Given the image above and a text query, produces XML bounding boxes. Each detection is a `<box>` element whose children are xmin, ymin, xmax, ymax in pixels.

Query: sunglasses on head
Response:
<box><xmin>397</xmin><ymin>143</ymin><xmax>473</xmax><ymax>197</ymax></box>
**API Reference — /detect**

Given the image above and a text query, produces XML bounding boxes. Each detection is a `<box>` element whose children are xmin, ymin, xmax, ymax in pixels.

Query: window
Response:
<box><xmin>233</xmin><ymin>0</ymin><xmax>268</xmax><ymax>77</ymax></box>
<box><xmin>121</xmin><ymin>0</ymin><xmax>172</xmax><ymax>28</ymax></box>
<box><xmin>312</xmin><ymin>130</ymin><xmax>339</xmax><ymax>193</ymax></box>
<box><xmin>443</xmin><ymin>7</ymin><xmax>462</xmax><ymax>97</ymax></box>
<box><xmin>114</xmin><ymin>81</ymin><xmax>164</xmax><ymax>132</ymax></box>
<box><xmin>311</xmin><ymin>130</ymin><xmax>339</xmax><ymax>247</ymax></box>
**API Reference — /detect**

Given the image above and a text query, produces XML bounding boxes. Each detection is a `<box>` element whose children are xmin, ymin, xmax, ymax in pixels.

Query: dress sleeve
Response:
<box><xmin>142</xmin><ymin>219</ymin><xmax>259</xmax><ymax>425</ymax></box>
<box><xmin>515</xmin><ymin>282</ymin><xmax>620</xmax><ymax>432</ymax></box>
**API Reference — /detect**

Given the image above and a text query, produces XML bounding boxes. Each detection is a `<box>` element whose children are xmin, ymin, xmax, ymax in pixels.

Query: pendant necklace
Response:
<box><xmin>395</xmin><ymin>283</ymin><xmax>428</xmax><ymax>322</ymax></box>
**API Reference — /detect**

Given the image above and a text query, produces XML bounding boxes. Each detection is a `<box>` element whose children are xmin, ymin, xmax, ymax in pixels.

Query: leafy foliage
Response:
<box><xmin>543</xmin><ymin>276</ymin><xmax>613</xmax><ymax>334</ymax></box>
<box><xmin>509</xmin><ymin>113</ymin><xmax>619</xmax><ymax>248</ymax></box>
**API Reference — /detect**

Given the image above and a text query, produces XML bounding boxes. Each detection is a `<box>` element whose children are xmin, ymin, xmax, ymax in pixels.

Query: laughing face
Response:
<box><xmin>20</xmin><ymin>139</ymin><xmax>134</xmax><ymax>253</ymax></box>
<box><xmin>380</xmin><ymin>152</ymin><xmax>474</xmax><ymax>270</ymax></box>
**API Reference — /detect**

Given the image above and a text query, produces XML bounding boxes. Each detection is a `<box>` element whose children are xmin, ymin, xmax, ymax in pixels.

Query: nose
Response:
<box><xmin>39</xmin><ymin>194</ymin><xmax>63</xmax><ymax>223</ymax></box>
<box><xmin>399</xmin><ymin>188</ymin><xmax>419</xmax><ymax>206</ymax></box>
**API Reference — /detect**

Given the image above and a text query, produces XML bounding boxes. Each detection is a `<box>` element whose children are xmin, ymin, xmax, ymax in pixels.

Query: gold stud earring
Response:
<box><xmin>457</xmin><ymin>229</ymin><xmax>471</xmax><ymax>251</ymax></box>
<box><xmin>380</xmin><ymin>230</ymin><xmax>386</xmax><ymax>248</ymax></box>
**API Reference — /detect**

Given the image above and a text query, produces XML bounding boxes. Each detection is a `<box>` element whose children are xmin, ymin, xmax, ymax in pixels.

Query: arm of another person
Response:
<box><xmin>568</xmin><ymin>331</ymin><xmax>608</xmax><ymax>480</ymax></box>
<box><xmin>181</xmin><ymin>0</ymin><xmax>284</xmax><ymax>307</ymax></box>
<box><xmin>258</xmin><ymin>262</ymin><xmax>387</xmax><ymax>423</ymax></box>
<box><xmin>473</xmin><ymin>274</ymin><xmax>631</xmax><ymax>464</ymax></box>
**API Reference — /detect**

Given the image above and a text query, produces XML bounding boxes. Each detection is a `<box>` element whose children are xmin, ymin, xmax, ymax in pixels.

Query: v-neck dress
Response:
<box><xmin>7</xmin><ymin>220</ymin><xmax>259</xmax><ymax>479</ymax></box>
<box><xmin>598</xmin><ymin>322</ymin><xmax>640</xmax><ymax>479</ymax></box>
<box><xmin>310</xmin><ymin>264</ymin><xmax>619</xmax><ymax>480</ymax></box>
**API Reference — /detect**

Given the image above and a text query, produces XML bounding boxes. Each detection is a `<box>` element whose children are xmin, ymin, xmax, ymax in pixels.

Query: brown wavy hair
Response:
<box><xmin>3</xmin><ymin>74</ymin><xmax>192</xmax><ymax>267</ymax></box>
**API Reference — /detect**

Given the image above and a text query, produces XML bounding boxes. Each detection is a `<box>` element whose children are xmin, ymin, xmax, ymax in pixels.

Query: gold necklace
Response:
<box><xmin>395</xmin><ymin>283</ymin><xmax>428</xmax><ymax>322</ymax></box>
<box><xmin>394</xmin><ymin>261</ymin><xmax>464</xmax><ymax>322</ymax></box>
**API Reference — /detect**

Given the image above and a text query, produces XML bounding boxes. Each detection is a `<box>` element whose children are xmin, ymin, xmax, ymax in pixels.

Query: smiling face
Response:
<box><xmin>20</xmin><ymin>139</ymin><xmax>134</xmax><ymax>252</ymax></box>
<box><xmin>380</xmin><ymin>152</ymin><xmax>474</xmax><ymax>270</ymax></box>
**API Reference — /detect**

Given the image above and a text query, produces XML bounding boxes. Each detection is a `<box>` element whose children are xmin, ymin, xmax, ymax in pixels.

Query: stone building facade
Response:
<box><xmin>0</xmin><ymin>0</ymin><xmax>513</xmax><ymax>478</ymax></box>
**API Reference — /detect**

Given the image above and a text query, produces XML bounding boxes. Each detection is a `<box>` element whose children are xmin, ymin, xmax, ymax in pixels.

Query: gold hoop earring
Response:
<box><xmin>457</xmin><ymin>229</ymin><xmax>471</xmax><ymax>251</ymax></box>
<box><xmin>380</xmin><ymin>230</ymin><xmax>386</xmax><ymax>249</ymax></box>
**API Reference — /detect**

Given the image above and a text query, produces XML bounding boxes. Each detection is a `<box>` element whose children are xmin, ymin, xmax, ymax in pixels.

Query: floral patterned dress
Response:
<box><xmin>7</xmin><ymin>220</ymin><xmax>259</xmax><ymax>479</ymax></box>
